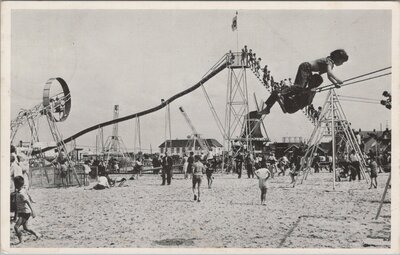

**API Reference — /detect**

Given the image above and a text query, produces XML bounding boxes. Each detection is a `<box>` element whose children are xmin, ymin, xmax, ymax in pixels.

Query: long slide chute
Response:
<box><xmin>34</xmin><ymin>55</ymin><xmax>230</xmax><ymax>155</ymax></box>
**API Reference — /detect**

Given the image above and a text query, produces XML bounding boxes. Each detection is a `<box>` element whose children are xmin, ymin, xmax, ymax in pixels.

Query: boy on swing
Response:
<box><xmin>258</xmin><ymin>49</ymin><xmax>348</xmax><ymax>115</ymax></box>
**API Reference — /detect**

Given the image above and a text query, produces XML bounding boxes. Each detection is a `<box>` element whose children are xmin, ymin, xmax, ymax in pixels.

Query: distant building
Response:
<box><xmin>268</xmin><ymin>142</ymin><xmax>298</xmax><ymax>157</ymax></box>
<box><xmin>158</xmin><ymin>139</ymin><xmax>223</xmax><ymax>156</ymax></box>
<box><xmin>358</xmin><ymin>128</ymin><xmax>391</xmax><ymax>154</ymax></box>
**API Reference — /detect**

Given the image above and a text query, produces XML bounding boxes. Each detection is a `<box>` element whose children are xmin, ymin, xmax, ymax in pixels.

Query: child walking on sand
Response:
<box><xmin>254</xmin><ymin>168</ymin><xmax>271</xmax><ymax>206</ymax></box>
<box><xmin>13</xmin><ymin>176</ymin><xmax>39</xmax><ymax>244</ymax></box>
<box><xmin>192</xmin><ymin>155</ymin><xmax>206</xmax><ymax>202</ymax></box>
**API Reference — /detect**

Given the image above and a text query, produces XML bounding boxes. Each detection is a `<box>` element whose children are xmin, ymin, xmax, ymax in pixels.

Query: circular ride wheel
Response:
<box><xmin>42</xmin><ymin>77</ymin><xmax>71</xmax><ymax>122</ymax></box>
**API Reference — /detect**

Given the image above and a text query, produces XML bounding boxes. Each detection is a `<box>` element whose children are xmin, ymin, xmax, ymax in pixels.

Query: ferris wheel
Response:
<box><xmin>42</xmin><ymin>77</ymin><xmax>71</xmax><ymax>122</ymax></box>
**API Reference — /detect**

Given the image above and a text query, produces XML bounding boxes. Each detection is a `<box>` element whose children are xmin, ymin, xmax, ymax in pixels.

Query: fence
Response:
<box><xmin>29</xmin><ymin>165</ymin><xmax>87</xmax><ymax>188</ymax></box>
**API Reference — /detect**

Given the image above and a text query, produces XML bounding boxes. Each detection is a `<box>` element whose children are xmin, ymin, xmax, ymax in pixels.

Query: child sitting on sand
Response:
<box><xmin>254</xmin><ymin>168</ymin><xmax>271</xmax><ymax>206</ymax></box>
<box><xmin>13</xmin><ymin>176</ymin><xmax>40</xmax><ymax>244</ymax></box>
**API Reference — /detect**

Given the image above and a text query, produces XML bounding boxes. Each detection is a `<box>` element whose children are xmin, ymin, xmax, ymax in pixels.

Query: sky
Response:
<box><xmin>9</xmin><ymin>7</ymin><xmax>393</xmax><ymax>153</ymax></box>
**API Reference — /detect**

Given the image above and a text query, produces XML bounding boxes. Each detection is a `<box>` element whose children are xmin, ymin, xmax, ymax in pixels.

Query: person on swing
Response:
<box><xmin>258</xmin><ymin>49</ymin><xmax>348</xmax><ymax>115</ymax></box>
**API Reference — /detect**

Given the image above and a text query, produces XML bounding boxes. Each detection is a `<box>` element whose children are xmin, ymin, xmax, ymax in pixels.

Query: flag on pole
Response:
<box><xmin>231</xmin><ymin>11</ymin><xmax>238</xmax><ymax>31</ymax></box>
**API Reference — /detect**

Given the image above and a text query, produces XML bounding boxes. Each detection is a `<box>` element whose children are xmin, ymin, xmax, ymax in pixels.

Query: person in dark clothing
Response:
<box><xmin>161</xmin><ymin>152</ymin><xmax>173</xmax><ymax>185</ymax></box>
<box><xmin>312</xmin><ymin>154</ymin><xmax>320</xmax><ymax>173</ymax></box>
<box><xmin>349</xmin><ymin>150</ymin><xmax>361</xmax><ymax>181</ymax></box>
<box><xmin>245</xmin><ymin>153</ymin><xmax>254</xmax><ymax>178</ymax></box>
<box><xmin>187</xmin><ymin>152</ymin><xmax>194</xmax><ymax>178</ymax></box>
<box><xmin>235</xmin><ymin>152</ymin><xmax>244</xmax><ymax>179</ymax></box>
<box><xmin>293</xmin><ymin>146</ymin><xmax>305</xmax><ymax>173</ymax></box>
<box><xmin>152</xmin><ymin>155</ymin><xmax>161</xmax><ymax>174</ymax></box>
<box><xmin>258</xmin><ymin>74</ymin><xmax>323</xmax><ymax>115</ymax></box>
<box><xmin>260</xmin><ymin>154</ymin><xmax>267</xmax><ymax>169</ymax></box>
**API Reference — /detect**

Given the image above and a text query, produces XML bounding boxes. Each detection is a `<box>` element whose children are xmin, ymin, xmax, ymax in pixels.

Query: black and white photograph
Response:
<box><xmin>1</xmin><ymin>1</ymin><xmax>399</xmax><ymax>252</ymax></box>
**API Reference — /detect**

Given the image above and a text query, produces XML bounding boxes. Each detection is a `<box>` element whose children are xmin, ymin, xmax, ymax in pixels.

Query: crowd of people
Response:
<box><xmin>223</xmin><ymin>147</ymin><xmax>305</xmax><ymax>185</ymax></box>
<box><xmin>10</xmin><ymin>139</ymin><xmax>391</xmax><ymax>244</ymax></box>
<box><xmin>240</xmin><ymin>45</ymin><xmax>293</xmax><ymax>92</ymax></box>
<box><xmin>334</xmin><ymin>149</ymin><xmax>391</xmax><ymax>187</ymax></box>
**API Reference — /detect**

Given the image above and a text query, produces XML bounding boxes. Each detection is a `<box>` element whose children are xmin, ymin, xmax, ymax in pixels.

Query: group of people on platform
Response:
<box><xmin>240</xmin><ymin>45</ymin><xmax>293</xmax><ymax>91</ymax></box>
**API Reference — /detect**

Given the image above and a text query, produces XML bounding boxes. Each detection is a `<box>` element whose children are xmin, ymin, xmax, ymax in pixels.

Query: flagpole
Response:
<box><xmin>236</xmin><ymin>11</ymin><xmax>239</xmax><ymax>53</ymax></box>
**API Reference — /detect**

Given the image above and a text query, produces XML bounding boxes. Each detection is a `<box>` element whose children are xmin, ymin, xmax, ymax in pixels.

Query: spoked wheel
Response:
<box><xmin>42</xmin><ymin>77</ymin><xmax>71</xmax><ymax>122</ymax></box>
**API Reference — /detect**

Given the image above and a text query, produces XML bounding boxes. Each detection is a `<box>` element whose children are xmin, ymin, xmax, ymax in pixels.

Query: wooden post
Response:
<box><xmin>331</xmin><ymin>91</ymin><xmax>336</xmax><ymax>190</ymax></box>
<box><xmin>375</xmin><ymin>172</ymin><xmax>391</xmax><ymax>220</ymax></box>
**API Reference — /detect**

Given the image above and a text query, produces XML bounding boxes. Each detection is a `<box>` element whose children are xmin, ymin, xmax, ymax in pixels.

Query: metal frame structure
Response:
<box><xmin>224</xmin><ymin>52</ymin><xmax>270</xmax><ymax>156</ymax></box>
<box><xmin>43</xmin><ymin>77</ymin><xmax>80</xmax><ymax>186</ymax></box>
<box><xmin>103</xmin><ymin>105</ymin><xmax>131</xmax><ymax>171</ymax></box>
<box><xmin>295</xmin><ymin>89</ymin><xmax>369</xmax><ymax>189</ymax></box>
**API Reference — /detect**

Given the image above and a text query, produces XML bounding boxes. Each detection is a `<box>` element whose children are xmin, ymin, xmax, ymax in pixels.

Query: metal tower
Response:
<box><xmin>224</xmin><ymin>52</ymin><xmax>268</xmax><ymax>155</ymax></box>
<box><xmin>296</xmin><ymin>89</ymin><xmax>369</xmax><ymax>189</ymax></box>
<box><xmin>103</xmin><ymin>105</ymin><xmax>130</xmax><ymax>168</ymax></box>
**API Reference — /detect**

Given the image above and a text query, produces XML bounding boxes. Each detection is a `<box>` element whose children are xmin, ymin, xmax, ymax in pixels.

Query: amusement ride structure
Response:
<box><xmin>294</xmin><ymin>89</ymin><xmax>370</xmax><ymax>189</ymax></box>
<box><xmin>11</xmin><ymin>77</ymin><xmax>80</xmax><ymax>186</ymax></box>
<box><xmin>11</xmin><ymin>49</ymin><xmax>391</xmax><ymax>190</ymax></box>
<box><xmin>102</xmin><ymin>105</ymin><xmax>131</xmax><ymax>169</ymax></box>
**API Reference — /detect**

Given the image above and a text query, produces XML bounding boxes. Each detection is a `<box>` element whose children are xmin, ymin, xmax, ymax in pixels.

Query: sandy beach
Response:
<box><xmin>9</xmin><ymin>171</ymin><xmax>391</xmax><ymax>249</ymax></box>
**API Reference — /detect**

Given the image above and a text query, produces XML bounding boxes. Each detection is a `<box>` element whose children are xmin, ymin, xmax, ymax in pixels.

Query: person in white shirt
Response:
<box><xmin>11</xmin><ymin>156</ymin><xmax>23</xmax><ymax>192</ymax></box>
<box><xmin>91</xmin><ymin>175</ymin><xmax>110</xmax><ymax>190</ymax></box>
<box><xmin>16</xmin><ymin>154</ymin><xmax>30</xmax><ymax>190</ymax></box>
<box><xmin>254</xmin><ymin>168</ymin><xmax>271</xmax><ymax>206</ymax></box>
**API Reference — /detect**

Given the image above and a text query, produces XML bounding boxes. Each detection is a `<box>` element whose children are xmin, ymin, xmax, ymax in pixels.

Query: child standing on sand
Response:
<box><xmin>192</xmin><ymin>155</ymin><xmax>206</xmax><ymax>202</ymax></box>
<box><xmin>254</xmin><ymin>168</ymin><xmax>271</xmax><ymax>206</ymax></box>
<box><xmin>13</xmin><ymin>176</ymin><xmax>39</xmax><ymax>244</ymax></box>
<box><xmin>368</xmin><ymin>156</ymin><xmax>378</xmax><ymax>189</ymax></box>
